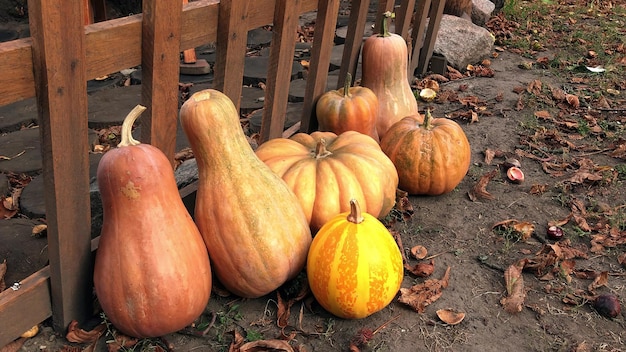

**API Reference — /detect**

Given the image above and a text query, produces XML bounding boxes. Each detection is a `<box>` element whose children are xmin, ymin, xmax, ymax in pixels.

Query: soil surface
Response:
<box><xmin>1</xmin><ymin>1</ymin><xmax>625</xmax><ymax>352</ymax></box>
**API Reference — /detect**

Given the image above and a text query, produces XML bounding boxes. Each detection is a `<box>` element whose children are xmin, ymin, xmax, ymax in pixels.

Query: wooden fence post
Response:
<box><xmin>213</xmin><ymin>0</ymin><xmax>249</xmax><ymax>110</ymax></box>
<box><xmin>27</xmin><ymin>0</ymin><xmax>93</xmax><ymax>332</ymax></box>
<box><xmin>259</xmin><ymin>0</ymin><xmax>301</xmax><ymax>142</ymax></box>
<box><xmin>140</xmin><ymin>0</ymin><xmax>183</xmax><ymax>164</ymax></box>
<box><xmin>299</xmin><ymin>0</ymin><xmax>340</xmax><ymax>133</ymax></box>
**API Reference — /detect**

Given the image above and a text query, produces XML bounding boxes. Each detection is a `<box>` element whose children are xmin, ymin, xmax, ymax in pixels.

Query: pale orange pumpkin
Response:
<box><xmin>179</xmin><ymin>89</ymin><xmax>312</xmax><ymax>298</ymax></box>
<box><xmin>380</xmin><ymin>110</ymin><xmax>471</xmax><ymax>195</ymax></box>
<box><xmin>361</xmin><ymin>11</ymin><xmax>419</xmax><ymax>139</ymax></box>
<box><xmin>255</xmin><ymin>131</ymin><xmax>398</xmax><ymax>232</ymax></box>
<box><xmin>94</xmin><ymin>105</ymin><xmax>212</xmax><ymax>338</ymax></box>
<box><xmin>307</xmin><ymin>199</ymin><xmax>404</xmax><ymax>319</ymax></box>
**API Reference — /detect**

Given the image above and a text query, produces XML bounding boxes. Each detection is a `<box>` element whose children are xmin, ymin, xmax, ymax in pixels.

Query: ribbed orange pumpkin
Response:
<box><xmin>361</xmin><ymin>11</ymin><xmax>419</xmax><ymax>140</ymax></box>
<box><xmin>94</xmin><ymin>105</ymin><xmax>212</xmax><ymax>338</ymax></box>
<box><xmin>307</xmin><ymin>199</ymin><xmax>404</xmax><ymax>319</ymax></box>
<box><xmin>254</xmin><ymin>131</ymin><xmax>398</xmax><ymax>232</ymax></box>
<box><xmin>316</xmin><ymin>73</ymin><xmax>380</xmax><ymax>141</ymax></box>
<box><xmin>380</xmin><ymin>110</ymin><xmax>471</xmax><ymax>195</ymax></box>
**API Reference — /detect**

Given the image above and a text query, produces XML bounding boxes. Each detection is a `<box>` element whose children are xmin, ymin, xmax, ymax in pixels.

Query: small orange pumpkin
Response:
<box><xmin>307</xmin><ymin>199</ymin><xmax>404</xmax><ymax>319</ymax></box>
<box><xmin>255</xmin><ymin>131</ymin><xmax>398</xmax><ymax>232</ymax></box>
<box><xmin>380</xmin><ymin>110</ymin><xmax>471</xmax><ymax>195</ymax></box>
<box><xmin>316</xmin><ymin>73</ymin><xmax>380</xmax><ymax>141</ymax></box>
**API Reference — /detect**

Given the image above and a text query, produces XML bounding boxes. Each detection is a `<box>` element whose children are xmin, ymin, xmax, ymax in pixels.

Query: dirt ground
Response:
<box><xmin>1</xmin><ymin>1</ymin><xmax>626</xmax><ymax>352</ymax></box>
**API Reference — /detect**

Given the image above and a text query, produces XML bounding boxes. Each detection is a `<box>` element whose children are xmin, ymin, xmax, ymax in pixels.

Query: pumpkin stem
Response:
<box><xmin>380</xmin><ymin>11</ymin><xmax>393</xmax><ymax>38</ymax></box>
<box><xmin>423</xmin><ymin>109</ymin><xmax>433</xmax><ymax>130</ymax></box>
<box><xmin>342</xmin><ymin>73</ymin><xmax>352</xmax><ymax>98</ymax></box>
<box><xmin>118</xmin><ymin>105</ymin><xmax>147</xmax><ymax>147</ymax></box>
<box><xmin>314</xmin><ymin>139</ymin><xmax>332</xmax><ymax>158</ymax></box>
<box><xmin>347</xmin><ymin>199</ymin><xmax>365</xmax><ymax>224</ymax></box>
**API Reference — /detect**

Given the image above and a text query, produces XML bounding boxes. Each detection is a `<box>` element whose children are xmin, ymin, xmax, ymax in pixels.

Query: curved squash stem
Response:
<box><xmin>118</xmin><ymin>105</ymin><xmax>147</xmax><ymax>147</ymax></box>
<box><xmin>380</xmin><ymin>11</ymin><xmax>393</xmax><ymax>38</ymax></box>
<box><xmin>347</xmin><ymin>199</ymin><xmax>364</xmax><ymax>224</ymax></box>
<box><xmin>342</xmin><ymin>73</ymin><xmax>352</xmax><ymax>98</ymax></box>
<box><xmin>314</xmin><ymin>139</ymin><xmax>332</xmax><ymax>158</ymax></box>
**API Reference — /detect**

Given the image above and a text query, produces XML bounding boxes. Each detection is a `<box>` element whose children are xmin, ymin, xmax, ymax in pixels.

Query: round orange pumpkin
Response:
<box><xmin>316</xmin><ymin>73</ymin><xmax>380</xmax><ymax>141</ymax></box>
<box><xmin>255</xmin><ymin>131</ymin><xmax>398</xmax><ymax>232</ymax></box>
<box><xmin>380</xmin><ymin>110</ymin><xmax>471</xmax><ymax>195</ymax></box>
<box><xmin>307</xmin><ymin>199</ymin><xmax>404</xmax><ymax>319</ymax></box>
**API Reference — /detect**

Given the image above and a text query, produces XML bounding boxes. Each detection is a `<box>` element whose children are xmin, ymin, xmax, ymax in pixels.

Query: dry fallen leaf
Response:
<box><xmin>398</xmin><ymin>267</ymin><xmax>451</xmax><ymax>313</ymax></box>
<box><xmin>588</xmin><ymin>271</ymin><xmax>609</xmax><ymax>293</ymax></box>
<box><xmin>492</xmin><ymin>219</ymin><xmax>535</xmax><ymax>241</ymax></box>
<box><xmin>65</xmin><ymin>320</ymin><xmax>106</xmax><ymax>344</ymax></box>
<box><xmin>0</xmin><ymin>338</ymin><xmax>25</xmax><ymax>352</ymax></box>
<box><xmin>405</xmin><ymin>260</ymin><xmax>435</xmax><ymax>278</ymax></box>
<box><xmin>501</xmin><ymin>259</ymin><xmax>528</xmax><ymax>313</ymax></box>
<box><xmin>239</xmin><ymin>340</ymin><xmax>295</xmax><ymax>352</ymax></box>
<box><xmin>566</xmin><ymin>94</ymin><xmax>580</xmax><ymax>108</ymax></box>
<box><xmin>468</xmin><ymin>169</ymin><xmax>498</xmax><ymax>201</ymax></box>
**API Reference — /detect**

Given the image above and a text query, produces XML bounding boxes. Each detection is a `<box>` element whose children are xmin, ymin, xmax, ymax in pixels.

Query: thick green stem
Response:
<box><xmin>379</xmin><ymin>11</ymin><xmax>393</xmax><ymax>38</ymax></box>
<box><xmin>423</xmin><ymin>109</ymin><xmax>433</xmax><ymax>130</ymax></box>
<box><xmin>118</xmin><ymin>105</ymin><xmax>147</xmax><ymax>147</ymax></box>
<box><xmin>342</xmin><ymin>72</ymin><xmax>353</xmax><ymax>98</ymax></box>
<box><xmin>347</xmin><ymin>199</ymin><xmax>364</xmax><ymax>224</ymax></box>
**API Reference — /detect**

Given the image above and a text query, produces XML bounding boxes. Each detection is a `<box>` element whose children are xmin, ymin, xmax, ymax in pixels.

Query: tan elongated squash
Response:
<box><xmin>94</xmin><ymin>105</ymin><xmax>212</xmax><ymax>338</ymax></box>
<box><xmin>361</xmin><ymin>11</ymin><xmax>420</xmax><ymax>139</ymax></box>
<box><xmin>179</xmin><ymin>89</ymin><xmax>312</xmax><ymax>298</ymax></box>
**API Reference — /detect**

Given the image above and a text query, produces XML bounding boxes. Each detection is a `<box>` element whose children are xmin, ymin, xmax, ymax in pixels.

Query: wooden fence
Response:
<box><xmin>0</xmin><ymin>0</ymin><xmax>444</xmax><ymax>346</ymax></box>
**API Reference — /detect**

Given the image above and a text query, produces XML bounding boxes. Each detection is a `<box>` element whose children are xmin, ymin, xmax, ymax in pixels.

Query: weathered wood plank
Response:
<box><xmin>259</xmin><ymin>0</ymin><xmax>301</xmax><ymax>142</ymax></box>
<box><xmin>0</xmin><ymin>0</ymin><xmax>319</xmax><ymax>108</ymax></box>
<box><xmin>395</xmin><ymin>0</ymin><xmax>416</xmax><ymax>42</ymax></box>
<box><xmin>373</xmin><ymin>0</ymin><xmax>394</xmax><ymax>34</ymax></box>
<box><xmin>417</xmin><ymin>0</ymin><xmax>445</xmax><ymax>75</ymax></box>
<box><xmin>213</xmin><ymin>0</ymin><xmax>249</xmax><ymax>109</ymax></box>
<box><xmin>0</xmin><ymin>267</ymin><xmax>52</xmax><ymax>348</ymax></box>
<box><xmin>140</xmin><ymin>0</ymin><xmax>182</xmax><ymax>163</ymax></box>
<box><xmin>27</xmin><ymin>0</ymin><xmax>93</xmax><ymax>332</ymax></box>
<box><xmin>337</xmin><ymin>0</ymin><xmax>370</xmax><ymax>89</ymax></box>
<box><xmin>300</xmin><ymin>0</ymin><xmax>341</xmax><ymax>133</ymax></box>
<box><xmin>409</xmin><ymin>0</ymin><xmax>431</xmax><ymax>75</ymax></box>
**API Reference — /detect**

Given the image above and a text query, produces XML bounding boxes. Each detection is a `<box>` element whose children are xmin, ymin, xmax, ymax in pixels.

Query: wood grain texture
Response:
<box><xmin>140</xmin><ymin>0</ymin><xmax>182</xmax><ymax>163</ymax></box>
<box><xmin>259</xmin><ymin>0</ymin><xmax>300</xmax><ymax>142</ymax></box>
<box><xmin>0</xmin><ymin>0</ymin><xmax>318</xmax><ymax>108</ymax></box>
<box><xmin>27</xmin><ymin>0</ymin><xmax>93</xmax><ymax>333</ymax></box>
<box><xmin>0</xmin><ymin>267</ymin><xmax>52</xmax><ymax>348</ymax></box>
<box><xmin>417</xmin><ymin>0</ymin><xmax>445</xmax><ymax>75</ymax></box>
<box><xmin>336</xmin><ymin>0</ymin><xmax>370</xmax><ymax>90</ymax></box>
<box><xmin>213</xmin><ymin>0</ymin><xmax>250</xmax><ymax>109</ymax></box>
<box><xmin>299</xmin><ymin>0</ymin><xmax>341</xmax><ymax>133</ymax></box>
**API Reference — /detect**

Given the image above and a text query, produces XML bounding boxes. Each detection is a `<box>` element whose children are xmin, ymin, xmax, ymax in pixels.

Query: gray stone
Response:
<box><xmin>0</xmin><ymin>98</ymin><xmax>38</xmax><ymax>133</ymax></box>
<box><xmin>471</xmin><ymin>0</ymin><xmax>496</xmax><ymax>26</ymax></box>
<box><xmin>433</xmin><ymin>15</ymin><xmax>495</xmax><ymax>70</ymax></box>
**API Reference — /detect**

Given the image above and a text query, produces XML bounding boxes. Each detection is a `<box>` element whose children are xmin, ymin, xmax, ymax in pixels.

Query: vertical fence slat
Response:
<box><xmin>409</xmin><ymin>0</ymin><xmax>431</xmax><ymax>75</ymax></box>
<box><xmin>299</xmin><ymin>0</ymin><xmax>340</xmax><ymax>133</ymax></box>
<box><xmin>337</xmin><ymin>0</ymin><xmax>370</xmax><ymax>89</ymax></box>
<box><xmin>373</xmin><ymin>0</ymin><xmax>394</xmax><ymax>34</ymax></box>
<box><xmin>416</xmin><ymin>0</ymin><xmax>445</xmax><ymax>75</ymax></box>
<box><xmin>140</xmin><ymin>0</ymin><xmax>182</xmax><ymax>164</ymax></box>
<box><xmin>394</xmin><ymin>0</ymin><xmax>416</xmax><ymax>42</ymax></box>
<box><xmin>213</xmin><ymin>0</ymin><xmax>249</xmax><ymax>110</ymax></box>
<box><xmin>27</xmin><ymin>0</ymin><xmax>92</xmax><ymax>332</ymax></box>
<box><xmin>259</xmin><ymin>0</ymin><xmax>300</xmax><ymax>142</ymax></box>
